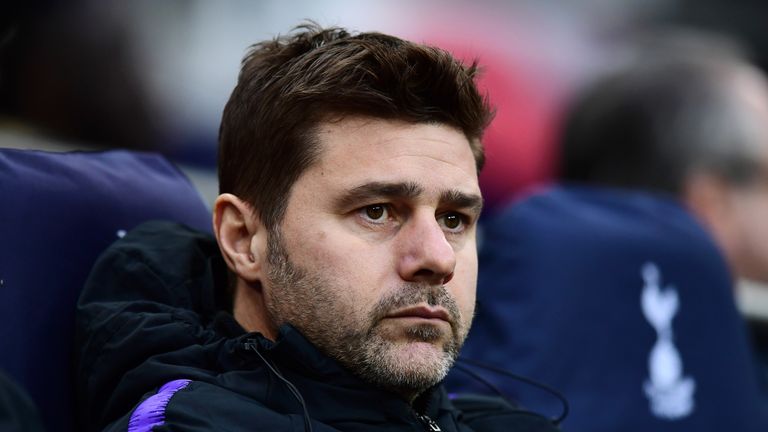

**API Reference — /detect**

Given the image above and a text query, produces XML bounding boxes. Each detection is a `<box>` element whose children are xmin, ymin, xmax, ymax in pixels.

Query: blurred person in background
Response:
<box><xmin>559</xmin><ymin>30</ymin><xmax>768</xmax><ymax>382</ymax></box>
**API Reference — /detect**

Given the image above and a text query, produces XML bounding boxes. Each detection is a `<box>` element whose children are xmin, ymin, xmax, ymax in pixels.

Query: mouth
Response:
<box><xmin>385</xmin><ymin>304</ymin><xmax>452</xmax><ymax>323</ymax></box>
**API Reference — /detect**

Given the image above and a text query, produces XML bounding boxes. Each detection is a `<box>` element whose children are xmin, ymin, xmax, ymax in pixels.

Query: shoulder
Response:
<box><xmin>115</xmin><ymin>379</ymin><xmax>297</xmax><ymax>432</ymax></box>
<box><xmin>74</xmin><ymin>221</ymin><xmax>233</xmax><ymax>431</ymax></box>
<box><xmin>79</xmin><ymin>221</ymin><xmax>222</xmax><ymax>307</ymax></box>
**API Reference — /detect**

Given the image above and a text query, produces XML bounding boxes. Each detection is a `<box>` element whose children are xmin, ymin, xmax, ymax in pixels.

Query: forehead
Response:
<box><xmin>307</xmin><ymin>117</ymin><xmax>480</xmax><ymax>195</ymax></box>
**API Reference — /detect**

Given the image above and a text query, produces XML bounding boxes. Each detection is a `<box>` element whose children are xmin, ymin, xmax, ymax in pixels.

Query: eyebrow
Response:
<box><xmin>335</xmin><ymin>181</ymin><xmax>423</xmax><ymax>209</ymax></box>
<box><xmin>440</xmin><ymin>189</ymin><xmax>484</xmax><ymax>216</ymax></box>
<box><xmin>335</xmin><ymin>181</ymin><xmax>484</xmax><ymax>215</ymax></box>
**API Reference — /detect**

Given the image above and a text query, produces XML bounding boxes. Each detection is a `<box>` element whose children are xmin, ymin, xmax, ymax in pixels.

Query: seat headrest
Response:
<box><xmin>450</xmin><ymin>185</ymin><xmax>767</xmax><ymax>431</ymax></box>
<box><xmin>0</xmin><ymin>149</ymin><xmax>212</xmax><ymax>432</ymax></box>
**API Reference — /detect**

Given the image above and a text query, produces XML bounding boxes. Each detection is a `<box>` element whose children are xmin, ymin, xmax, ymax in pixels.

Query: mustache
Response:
<box><xmin>369</xmin><ymin>284</ymin><xmax>461</xmax><ymax>326</ymax></box>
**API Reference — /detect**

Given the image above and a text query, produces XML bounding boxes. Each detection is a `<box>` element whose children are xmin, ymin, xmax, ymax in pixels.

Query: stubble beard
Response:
<box><xmin>263</xmin><ymin>228</ymin><xmax>470</xmax><ymax>399</ymax></box>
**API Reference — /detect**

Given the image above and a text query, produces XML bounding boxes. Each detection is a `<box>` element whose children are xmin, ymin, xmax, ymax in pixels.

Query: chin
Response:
<box><xmin>397</xmin><ymin>339</ymin><xmax>448</xmax><ymax>359</ymax></box>
<box><xmin>339</xmin><ymin>322</ymin><xmax>458</xmax><ymax>393</ymax></box>
<box><xmin>385</xmin><ymin>340</ymin><xmax>453</xmax><ymax>382</ymax></box>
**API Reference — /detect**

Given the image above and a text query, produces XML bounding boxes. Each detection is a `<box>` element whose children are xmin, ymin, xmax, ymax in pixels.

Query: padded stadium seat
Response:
<box><xmin>447</xmin><ymin>185</ymin><xmax>768</xmax><ymax>431</ymax></box>
<box><xmin>0</xmin><ymin>149</ymin><xmax>212</xmax><ymax>432</ymax></box>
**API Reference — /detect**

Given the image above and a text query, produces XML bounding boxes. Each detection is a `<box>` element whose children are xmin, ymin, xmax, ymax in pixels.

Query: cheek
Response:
<box><xmin>739</xmin><ymin>201</ymin><xmax>768</xmax><ymax>261</ymax></box>
<box><xmin>451</xmin><ymin>250</ymin><xmax>478</xmax><ymax>320</ymax></box>
<box><xmin>725</xmin><ymin>192</ymin><xmax>768</xmax><ymax>281</ymax></box>
<box><xmin>287</xmin><ymin>227</ymin><xmax>389</xmax><ymax>307</ymax></box>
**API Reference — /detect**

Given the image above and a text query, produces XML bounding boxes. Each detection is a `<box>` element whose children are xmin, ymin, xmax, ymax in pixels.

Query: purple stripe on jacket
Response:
<box><xmin>127</xmin><ymin>379</ymin><xmax>191</xmax><ymax>432</ymax></box>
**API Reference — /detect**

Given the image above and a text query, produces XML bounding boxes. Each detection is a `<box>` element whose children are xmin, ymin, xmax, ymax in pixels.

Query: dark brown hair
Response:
<box><xmin>218</xmin><ymin>23</ymin><xmax>493</xmax><ymax>229</ymax></box>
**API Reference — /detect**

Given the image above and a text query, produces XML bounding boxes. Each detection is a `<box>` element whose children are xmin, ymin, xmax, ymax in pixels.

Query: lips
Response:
<box><xmin>386</xmin><ymin>305</ymin><xmax>451</xmax><ymax>323</ymax></box>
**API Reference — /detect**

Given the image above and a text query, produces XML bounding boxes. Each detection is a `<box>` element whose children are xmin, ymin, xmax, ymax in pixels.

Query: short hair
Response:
<box><xmin>218</xmin><ymin>23</ymin><xmax>493</xmax><ymax>229</ymax></box>
<box><xmin>559</xmin><ymin>31</ymin><xmax>768</xmax><ymax>195</ymax></box>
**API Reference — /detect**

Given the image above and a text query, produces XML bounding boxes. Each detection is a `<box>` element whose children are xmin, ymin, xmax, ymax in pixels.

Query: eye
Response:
<box><xmin>438</xmin><ymin>212</ymin><xmax>467</xmax><ymax>233</ymax></box>
<box><xmin>361</xmin><ymin>204</ymin><xmax>389</xmax><ymax>222</ymax></box>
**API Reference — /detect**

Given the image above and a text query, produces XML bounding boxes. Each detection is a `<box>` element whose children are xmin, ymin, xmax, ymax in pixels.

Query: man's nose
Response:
<box><xmin>396</xmin><ymin>212</ymin><xmax>456</xmax><ymax>285</ymax></box>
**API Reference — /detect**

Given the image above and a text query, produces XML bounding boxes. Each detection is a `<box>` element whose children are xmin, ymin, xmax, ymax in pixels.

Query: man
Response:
<box><xmin>560</xmin><ymin>33</ymin><xmax>768</xmax><ymax>286</ymax></box>
<box><xmin>74</xmin><ymin>24</ymin><xmax>559</xmax><ymax>431</ymax></box>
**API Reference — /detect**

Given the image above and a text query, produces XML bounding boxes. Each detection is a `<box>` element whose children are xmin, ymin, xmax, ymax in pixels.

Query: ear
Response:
<box><xmin>683</xmin><ymin>173</ymin><xmax>730</xmax><ymax>229</ymax></box>
<box><xmin>213</xmin><ymin>193</ymin><xmax>268</xmax><ymax>284</ymax></box>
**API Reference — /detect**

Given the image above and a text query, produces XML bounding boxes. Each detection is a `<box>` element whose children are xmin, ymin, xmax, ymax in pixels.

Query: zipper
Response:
<box><xmin>417</xmin><ymin>414</ymin><xmax>442</xmax><ymax>431</ymax></box>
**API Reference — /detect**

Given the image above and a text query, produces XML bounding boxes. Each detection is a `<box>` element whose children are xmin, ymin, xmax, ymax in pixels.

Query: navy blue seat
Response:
<box><xmin>448</xmin><ymin>185</ymin><xmax>768</xmax><ymax>431</ymax></box>
<box><xmin>0</xmin><ymin>149</ymin><xmax>212</xmax><ymax>432</ymax></box>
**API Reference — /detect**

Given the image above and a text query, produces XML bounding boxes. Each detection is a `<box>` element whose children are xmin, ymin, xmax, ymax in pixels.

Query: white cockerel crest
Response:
<box><xmin>640</xmin><ymin>262</ymin><xmax>695</xmax><ymax>420</ymax></box>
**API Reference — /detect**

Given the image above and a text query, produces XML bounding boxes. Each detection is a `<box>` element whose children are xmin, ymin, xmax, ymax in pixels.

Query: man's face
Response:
<box><xmin>725</xmin><ymin>172</ymin><xmax>768</xmax><ymax>283</ymax></box>
<box><xmin>262</xmin><ymin>117</ymin><xmax>481</xmax><ymax>398</ymax></box>
<box><xmin>722</xmin><ymin>67</ymin><xmax>768</xmax><ymax>283</ymax></box>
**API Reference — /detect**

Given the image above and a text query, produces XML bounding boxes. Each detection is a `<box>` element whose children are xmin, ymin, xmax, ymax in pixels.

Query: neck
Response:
<box><xmin>233</xmin><ymin>280</ymin><xmax>279</xmax><ymax>340</ymax></box>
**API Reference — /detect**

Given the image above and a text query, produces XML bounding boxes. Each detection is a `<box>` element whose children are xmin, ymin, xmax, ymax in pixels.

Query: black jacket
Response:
<box><xmin>74</xmin><ymin>221</ymin><xmax>559</xmax><ymax>432</ymax></box>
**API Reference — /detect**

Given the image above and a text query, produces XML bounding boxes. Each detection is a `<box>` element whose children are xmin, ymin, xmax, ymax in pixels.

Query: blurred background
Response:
<box><xmin>3</xmin><ymin>0</ymin><xmax>768</xmax><ymax>310</ymax></box>
<box><xmin>2</xmin><ymin>0</ymin><xmax>768</xmax><ymax>355</ymax></box>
